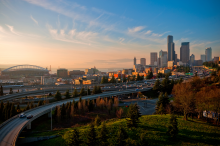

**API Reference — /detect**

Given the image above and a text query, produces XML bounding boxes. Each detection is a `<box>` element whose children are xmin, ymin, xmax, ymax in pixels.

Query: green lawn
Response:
<box><xmin>22</xmin><ymin>115</ymin><xmax>220</xmax><ymax>146</ymax></box>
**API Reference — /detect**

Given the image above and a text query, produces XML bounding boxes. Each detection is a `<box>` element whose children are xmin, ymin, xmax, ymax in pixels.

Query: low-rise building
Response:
<box><xmin>57</xmin><ymin>68</ymin><xmax>68</xmax><ymax>78</ymax></box>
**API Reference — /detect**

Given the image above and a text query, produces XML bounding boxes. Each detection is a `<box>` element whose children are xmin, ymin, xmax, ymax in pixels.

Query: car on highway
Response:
<box><xmin>27</xmin><ymin>114</ymin><xmax>33</xmax><ymax>119</ymax></box>
<box><xmin>19</xmin><ymin>113</ymin><xmax>26</xmax><ymax>118</ymax></box>
<box><xmin>135</xmin><ymin>89</ymin><xmax>140</xmax><ymax>91</ymax></box>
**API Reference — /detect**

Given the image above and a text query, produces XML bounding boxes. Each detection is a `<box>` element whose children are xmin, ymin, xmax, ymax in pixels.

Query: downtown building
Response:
<box><xmin>159</xmin><ymin>50</ymin><xmax>167</xmax><ymax>68</ymax></box>
<box><xmin>205</xmin><ymin>47</ymin><xmax>212</xmax><ymax>62</ymax></box>
<box><xmin>201</xmin><ymin>54</ymin><xmax>206</xmax><ymax>63</ymax></box>
<box><xmin>150</xmin><ymin>52</ymin><xmax>157</xmax><ymax>65</ymax></box>
<box><xmin>180</xmin><ymin>42</ymin><xmax>190</xmax><ymax>65</ymax></box>
<box><xmin>167</xmin><ymin>35</ymin><xmax>176</xmax><ymax>62</ymax></box>
<box><xmin>140</xmin><ymin>58</ymin><xmax>146</xmax><ymax>66</ymax></box>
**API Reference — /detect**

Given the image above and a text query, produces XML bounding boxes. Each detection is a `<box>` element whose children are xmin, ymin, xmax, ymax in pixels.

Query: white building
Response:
<box><xmin>205</xmin><ymin>47</ymin><xmax>212</xmax><ymax>62</ymax></box>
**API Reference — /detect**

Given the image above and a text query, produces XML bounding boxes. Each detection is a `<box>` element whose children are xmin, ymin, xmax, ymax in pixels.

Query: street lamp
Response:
<box><xmin>51</xmin><ymin>105</ymin><xmax>56</xmax><ymax>131</ymax></box>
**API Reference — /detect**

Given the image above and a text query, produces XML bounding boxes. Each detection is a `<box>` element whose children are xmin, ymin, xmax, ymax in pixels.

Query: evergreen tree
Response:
<box><xmin>10</xmin><ymin>104</ymin><xmax>16</xmax><ymax>118</ymax></box>
<box><xmin>30</xmin><ymin>102</ymin><xmax>34</xmax><ymax>109</ymax></box>
<box><xmin>92</xmin><ymin>85</ymin><xmax>98</xmax><ymax>94</ymax></box>
<box><xmin>55</xmin><ymin>90</ymin><xmax>62</xmax><ymax>101</ymax></box>
<box><xmin>126</xmin><ymin>103</ymin><xmax>141</xmax><ymax>128</ymax></box>
<box><xmin>97</xmin><ymin>86</ymin><xmax>102</xmax><ymax>93</ymax></box>
<box><xmin>94</xmin><ymin>115</ymin><xmax>101</xmax><ymax>127</ymax></box>
<box><xmin>123</xmin><ymin>75</ymin><xmax>127</xmax><ymax>82</ymax></box>
<box><xmin>87</xmin><ymin>88</ymin><xmax>91</xmax><ymax>95</ymax></box>
<box><xmin>99</xmin><ymin>122</ymin><xmax>108</xmax><ymax>146</ymax></box>
<box><xmin>9</xmin><ymin>88</ymin><xmax>13</xmax><ymax>94</ymax></box>
<box><xmin>0</xmin><ymin>101</ymin><xmax>3</xmax><ymax>120</ymax></box>
<box><xmin>110</xmin><ymin>75</ymin><xmax>115</xmax><ymax>83</ymax></box>
<box><xmin>153</xmin><ymin>80</ymin><xmax>161</xmax><ymax>91</ymax></box>
<box><xmin>158</xmin><ymin>103</ymin><xmax>165</xmax><ymax>115</ymax></box>
<box><xmin>0</xmin><ymin>86</ymin><xmax>3</xmax><ymax>96</ymax></box>
<box><xmin>80</xmin><ymin>87</ymin><xmax>86</xmax><ymax>96</ymax></box>
<box><xmin>61</xmin><ymin>103</ymin><xmax>66</xmax><ymax>120</ymax></box>
<box><xmin>86</xmin><ymin>124</ymin><xmax>97</xmax><ymax>146</ymax></box>
<box><xmin>65</xmin><ymin>90</ymin><xmax>70</xmax><ymax>99</ymax></box>
<box><xmin>26</xmin><ymin>103</ymin><xmax>30</xmax><ymax>110</ymax></box>
<box><xmin>116</xmin><ymin>126</ymin><xmax>128</xmax><ymax>146</ymax></box>
<box><xmin>179</xmin><ymin>77</ymin><xmax>183</xmax><ymax>84</ymax></box>
<box><xmin>54</xmin><ymin>106</ymin><xmax>58</xmax><ymax>122</ymax></box>
<box><xmin>167</xmin><ymin>114</ymin><xmax>178</xmax><ymax>138</ymax></box>
<box><xmin>69</xmin><ymin>129</ymin><xmax>81</xmax><ymax>146</ymax></box>
<box><xmin>72</xmin><ymin>88</ymin><xmax>78</xmax><ymax>97</ymax></box>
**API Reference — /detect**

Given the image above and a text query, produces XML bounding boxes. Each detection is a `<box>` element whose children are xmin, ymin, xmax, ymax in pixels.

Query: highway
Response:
<box><xmin>0</xmin><ymin>88</ymin><xmax>151</xmax><ymax>146</ymax></box>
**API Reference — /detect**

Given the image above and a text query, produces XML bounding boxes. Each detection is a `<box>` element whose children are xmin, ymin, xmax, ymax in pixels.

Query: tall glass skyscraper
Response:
<box><xmin>167</xmin><ymin>35</ymin><xmax>175</xmax><ymax>61</ymax></box>
<box><xmin>180</xmin><ymin>42</ymin><xmax>190</xmax><ymax>64</ymax></box>
<box><xmin>205</xmin><ymin>47</ymin><xmax>212</xmax><ymax>61</ymax></box>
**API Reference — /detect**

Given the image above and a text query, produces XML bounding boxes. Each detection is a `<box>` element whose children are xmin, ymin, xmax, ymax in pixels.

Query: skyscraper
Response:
<box><xmin>150</xmin><ymin>52</ymin><xmax>157</xmax><ymax>65</ymax></box>
<box><xmin>159</xmin><ymin>50</ymin><xmax>167</xmax><ymax>68</ymax></box>
<box><xmin>134</xmin><ymin>57</ymin><xmax>136</xmax><ymax>65</ymax></box>
<box><xmin>201</xmin><ymin>54</ymin><xmax>206</xmax><ymax>63</ymax></box>
<box><xmin>180</xmin><ymin>42</ymin><xmax>190</xmax><ymax>64</ymax></box>
<box><xmin>167</xmin><ymin>35</ymin><xmax>175</xmax><ymax>61</ymax></box>
<box><xmin>205</xmin><ymin>47</ymin><xmax>212</xmax><ymax>61</ymax></box>
<box><xmin>140</xmin><ymin>58</ymin><xmax>146</xmax><ymax>66</ymax></box>
<box><xmin>190</xmin><ymin>54</ymin><xmax>195</xmax><ymax>66</ymax></box>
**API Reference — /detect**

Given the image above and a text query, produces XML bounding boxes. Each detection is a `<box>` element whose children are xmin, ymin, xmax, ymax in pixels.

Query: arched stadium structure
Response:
<box><xmin>1</xmin><ymin>65</ymin><xmax>49</xmax><ymax>77</ymax></box>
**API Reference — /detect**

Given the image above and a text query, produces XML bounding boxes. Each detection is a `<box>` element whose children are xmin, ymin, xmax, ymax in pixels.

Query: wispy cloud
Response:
<box><xmin>128</xmin><ymin>26</ymin><xmax>145</xmax><ymax>33</ymax></box>
<box><xmin>151</xmin><ymin>31</ymin><xmax>170</xmax><ymax>37</ymax></box>
<box><xmin>30</xmin><ymin>15</ymin><xmax>38</xmax><ymax>25</ymax></box>
<box><xmin>5</xmin><ymin>24</ymin><xmax>21</xmax><ymax>36</ymax></box>
<box><xmin>145</xmin><ymin>30</ymin><xmax>152</xmax><ymax>35</ymax></box>
<box><xmin>119</xmin><ymin>38</ymin><xmax>125</xmax><ymax>43</ymax></box>
<box><xmin>46</xmin><ymin>24</ymin><xmax>98</xmax><ymax>45</ymax></box>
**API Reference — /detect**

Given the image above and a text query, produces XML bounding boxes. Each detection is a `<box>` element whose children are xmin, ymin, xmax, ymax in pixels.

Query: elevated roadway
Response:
<box><xmin>0</xmin><ymin>88</ymin><xmax>151</xmax><ymax>146</ymax></box>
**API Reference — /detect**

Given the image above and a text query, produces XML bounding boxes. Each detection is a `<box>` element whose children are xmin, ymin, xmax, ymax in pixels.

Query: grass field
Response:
<box><xmin>22</xmin><ymin>114</ymin><xmax>220</xmax><ymax>146</ymax></box>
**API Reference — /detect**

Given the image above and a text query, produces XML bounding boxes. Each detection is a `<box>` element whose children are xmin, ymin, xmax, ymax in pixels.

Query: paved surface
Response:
<box><xmin>121</xmin><ymin>98</ymin><xmax>158</xmax><ymax>115</ymax></box>
<box><xmin>0</xmin><ymin>88</ymin><xmax>151</xmax><ymax>146</ymax></box>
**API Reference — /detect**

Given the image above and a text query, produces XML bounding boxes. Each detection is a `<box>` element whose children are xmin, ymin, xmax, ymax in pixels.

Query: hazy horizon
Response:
<box><xmin>1</xmin><ymin>0</ymin><xmax>220</xmax><ymax>69</ymax></box>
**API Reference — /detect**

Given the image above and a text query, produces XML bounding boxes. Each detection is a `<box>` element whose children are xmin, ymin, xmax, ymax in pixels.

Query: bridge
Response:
<box><xmin>0</xmin><ymin>88</ymin><xmax>151</xmax><ymax>146</ymax></box>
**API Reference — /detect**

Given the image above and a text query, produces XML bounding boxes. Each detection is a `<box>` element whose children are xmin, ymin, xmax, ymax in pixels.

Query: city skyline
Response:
<box><xmin>1</xmin><ymin>0</ymin><xmax>220</xmax><ymax>69</ymax></box>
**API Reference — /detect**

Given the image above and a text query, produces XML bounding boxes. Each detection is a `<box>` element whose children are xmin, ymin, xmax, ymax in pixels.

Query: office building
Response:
<box><xmin>195</xmin><ymin>60</ymin><xmax>203</xmax><ymax>66</ymax></box>
<box><xmin>57</xmin><ymin>68</ymin><xmax>68</xmax><ymax>78</ymax></box>
<box><xmin>167</xmin><ymin>35</ymin><xmax>175</xmax><ymax>61</ymax></box>
<box><xmin>134</xmin><ymin>57</ymin><xmax>136</xmax><ymax>65</ymax></box>
<box><xmin>150</xmin><ymin>52</ymin><xmax>157</xmax><ymax>65</ymax></box>
<box><xmin>205</xmin><ymin>47</ymin><xmax>212</xmax><ymax>61</ymax></box>
<box><xmin>214</xmin><ymin>57</ymin><xmax>220</xmax><ymax>63</ymax></box>
<box><xmin>157</xmin><ymin>58</ymin><xmax>161</xmax><ymax>68</ymax></box>
<box><xmin>85</xmin><ymin>68</ymin><xmax>100</xmax><ymax>75</ymax></box>
<box><xmin>168</xmin><ymin>61</ymin><xmax>174</xmax><ymax>68</ymax></box>
<box><xmin>174</xmin><ymin>54</ymin><xmax>177</xmax><ymax>65</ymax></box>
<box><xmin>190</xmin><ymin>54</ymin><xmax>195</xmax><ymax>66</ymax></box>
<box><xmin>159</xmin><ymin>50</ymin><xmax>167</xmax><ymax>68</ymax></box>
<box><xmin>180</xmin><ymin>42</ymin><xmax>190</xmax><ymax>64</ymax></box>
<box><xmin>201</xmin><ymin>55</ymin><xmax>206</xmax><ymax>63</ymax></box>
<box><xmin>140</xmin><ymin>58</ymin><xmax>146</xmax><ymax>66</ymax></box>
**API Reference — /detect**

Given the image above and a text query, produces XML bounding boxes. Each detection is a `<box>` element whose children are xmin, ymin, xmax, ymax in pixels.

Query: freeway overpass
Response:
<box><xmin>0</xmin><ymin>88</ymin><xmax>151</xmax><ymax>146</ymax></box>
<box><xmin>0</xmin><ymin>86</ymin><xmax>137</xmax><ymax>102</ymax></box>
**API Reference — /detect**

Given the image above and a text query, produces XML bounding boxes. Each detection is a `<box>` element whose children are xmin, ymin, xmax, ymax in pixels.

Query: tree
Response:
<box><xmin>92</xmin><ymin>85</ymin><xmax>98</xmax><ymax>94</ymax></box>
<box><xmin>9</xmin><ymin>88</ymin><xmax>13</xmax><ymax>94</ymax></box>
<box><xmin>153</xmin><ymin>80</ymin><xmax>161</xmax><ymax>91</ymax></box>
<box><xmin>10</xmin><ymin>104</ymin><xmax>16</xmax><ymax>118</ymax></box>
<box><xmin>55</xmin><ymin>90</ymin><xmax>62</xmax><ymax>101</ymax></box>
<box><xmin>157</xmin><ymin>104</ymin><xmax>165</xmax><ymax>115</ymax></box>
<box><xmin>101</xmin><ymin>76</ymin><xmax>108</xmax><ymax>84</ymax></box>
<box><xmin>123</xmin><ymin>75</ymin><xmax>127</xmax><ymax>82</ymax></box>
<box><xmin>72</xmin><ymin>88</ymin><xmax>78</xmax><ymax>98</ymax></box>
<box><xmin>86</xmin><ymin>124</ymin><xmax>97</xmax><ymax>146</ymax></box>
<box><xmin>65</xmin><ymin>90</ymin><xmax>70</xmax><ymax>99</ymax></box>
<box><xmin>61</xmin><ymin>103</ymin><xmax>66</xmax><ymax>120</ymax></box>
<box><xmin>87</xmin><ymin>88</ymin><xmax>91</xmax><ymax>95</ymax></box>
<box><xmin>156</xmin><ymin>93</ymin><xmax>169</xmax><ymax>114</ymax></box>
<box><xmin>79</xmin><ymin>87</ymin><xmax>86</xmax><ymax>96</ymax></box>
<box><xmin>99</xmin><ymin>122</ymin><xmax>108</xmax><ymax>146</ymax></box>
<box><xmin>116</xmin><ymin>126</ymin><xmax>128</xmax><ymax>146</ymax></box>
<box><xmin>110</xmin><ymin>75</ymin><xmax>116</xmax><ymax>83</ymax></box>
<box><xmin>0</xmin><ymin>86</ymin><xmax>3</xmax><ymax>96</ymax></box>
<box><xmin>94</xmin><ymin>115</ymin><xmax>101</xmax><ymax>127</ymax></box>
<box><xmin>126</xmin><ymin>103</ymin><xmax>141</xmax><ymax>128</ymax></box>
<box><xmin>26</xmin><ymin>103</ymin><xmax>30</xmax><ymax>110</ymax></box>
<box><xmin>63</xmin><ymin>129</ymin><xmax>81</xmax><ymax>146</ymax></box>
<box><xmin>97</xmin><ymin>86</ymin><xmax>102</xmax><ymax>93</ymax></box>
<box><xmin>167</xmin><ymin>114</ymin><xmax>178</xmax><ymax>138</ymax></box>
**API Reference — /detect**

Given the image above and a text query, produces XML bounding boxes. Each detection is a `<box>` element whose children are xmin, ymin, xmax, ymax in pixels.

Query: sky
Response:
<box><xmin>0</xmin><ymin>0</ymin><xmax>220</xmax><ymax>70</ymax></box>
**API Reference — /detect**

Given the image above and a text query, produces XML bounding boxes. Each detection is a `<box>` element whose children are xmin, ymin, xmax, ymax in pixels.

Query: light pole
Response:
<box><xmin>51</xmin><ymin>105</ymin><xmax>56</xmax><ymax>131</ymax></box>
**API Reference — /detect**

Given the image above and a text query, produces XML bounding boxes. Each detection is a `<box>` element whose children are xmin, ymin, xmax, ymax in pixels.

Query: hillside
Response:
<box><xmin>22</xmin><ymin>114</ymin><xmax>220</xmax><ymax>146</ymax></box>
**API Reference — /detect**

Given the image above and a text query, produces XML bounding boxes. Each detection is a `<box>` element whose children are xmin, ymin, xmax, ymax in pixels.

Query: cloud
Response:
<box><xmin>30</xmin><ymin>15</ymin><xmax>38</xmax><ymax>25</ymax></box>
<box><xmin>119</xmin><ymin>38</ymin><xmax>125</xmax><ymax>43</ymax></box>
<box><xmin>151</xmin><ymin>31</ymin><xmax>170</xmax><ymax>37</ymax></box>
<box><xmin>5</xmin><ymin>24</ymin><xmax>21</xmax><ymax>36</ymax></box>
<box><xmin>128</xmin><ymin>26</ymin><xmax>145</xmax><ymax>33</ymax></box>
<box><xmin>46</xmin><ymin>24</ymin><xmax>98</xmax><ymax>45</ymax></box>
<box><xmin>145</xmin><ymin>30</ymin><xmax>152</xmax><ymax>35</ymax></box>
